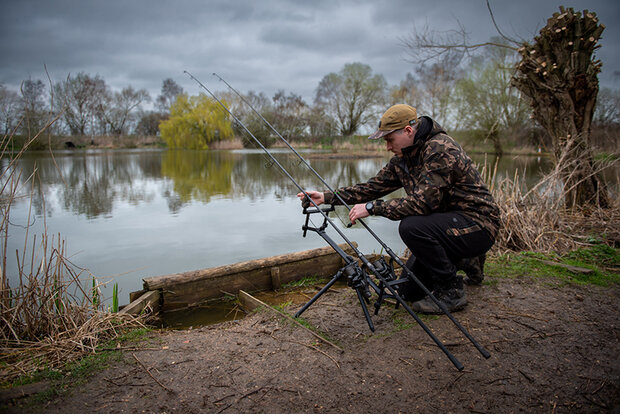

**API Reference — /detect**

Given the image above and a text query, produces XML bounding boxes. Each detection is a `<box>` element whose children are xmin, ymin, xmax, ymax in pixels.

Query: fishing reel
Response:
<box><xmin>343</xmin><ymin>262</ymin><xmax>371</xmax><ymax>299</ymax></box>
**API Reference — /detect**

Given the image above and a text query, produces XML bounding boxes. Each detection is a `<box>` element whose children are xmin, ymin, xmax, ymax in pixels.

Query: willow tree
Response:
<box><xmin>160</xmin><ymin>93</ymin><xmax>233</xmax><ymax>149</ymax></box>
<box><xmin>512</xmin><ymin>7</ymin><xmax>608</xmax><ymax>208</ymax></box>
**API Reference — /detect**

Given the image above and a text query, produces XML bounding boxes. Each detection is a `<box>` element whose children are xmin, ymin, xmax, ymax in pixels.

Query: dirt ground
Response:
<box><xmin>3</xmin><ymin>276</ymin><xmax>619</xmax><ymax>413</ymax></box>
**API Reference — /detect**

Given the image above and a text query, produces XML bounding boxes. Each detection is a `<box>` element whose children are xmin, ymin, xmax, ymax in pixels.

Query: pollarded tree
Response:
<box><xmin>159</xmin><ymin>93</ymin><xmax>233</xmax><ymax>149</ymax></box>
<box><xmin>512</xmin><ymin>7</ymin><xmax>608</xmax><ymax>208</ymax></box>
<box><xmin>315</xmin><ymin>62</ymin><xmax>387</xmax><ymax>136</ymax></box>
<box><xmin>406</xmin><ymin>3</ymin><xmax>610</xmax><ymax>208</ymax></box>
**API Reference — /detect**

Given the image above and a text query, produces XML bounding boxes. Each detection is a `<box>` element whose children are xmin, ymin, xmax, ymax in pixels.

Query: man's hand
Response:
<box><xmin>297</xmin><ymin>191</ymin><xmax>324</xmax><ymax>208</ymax></box>
<box><xmin>349</xmin><ymin>203</ymin><xmax>370</xmax><ymax>225</ymax></box>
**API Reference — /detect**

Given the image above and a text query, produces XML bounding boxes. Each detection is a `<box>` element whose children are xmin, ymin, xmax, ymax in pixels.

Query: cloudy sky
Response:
<box><xmin>1</xmin><ymin>0</ymin><xmax>619</xmax><ymax>106</ymax></box>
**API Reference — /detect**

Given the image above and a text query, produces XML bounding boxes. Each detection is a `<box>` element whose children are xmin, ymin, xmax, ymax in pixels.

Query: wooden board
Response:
<box><xmin>120</xmin><ymin>290</ymin><xmax>160</xmax><ymax>315</ymax></box>
<box><xmin>141</xmin><ymin>243</ymin><xmax>357</xmax><ymax>311</ymax></box>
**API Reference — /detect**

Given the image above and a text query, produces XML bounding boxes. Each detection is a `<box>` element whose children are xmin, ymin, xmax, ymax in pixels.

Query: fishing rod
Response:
<box><xmin>185</xmin><ymin>71</ymin><xmax>471</xmax><ymax>370</ymax></box>
<box><xmin>211</xmin><ymin>73</ymin><xmax>491</xmax><ymax>360</ymax></box>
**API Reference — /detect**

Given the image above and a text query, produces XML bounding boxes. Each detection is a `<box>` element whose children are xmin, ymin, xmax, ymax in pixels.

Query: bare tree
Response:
<box><xmin>389</xmin><ymin>73</ymin><xmax>418</xmax><ymax>106</ymax></box>
<box><xmin>20</xmin><ymin>78</ymin><xmax>47</xmax><ymax>137</ymax></box>
<box><xmin>315</xmin><ymin>62</ymin><xmax>387</xmax><ymax>136</ymax></box>
<box><xmin>54</xmin><ymin>73</ymin><xmax>106</xmax><ymax>136</ymax></box>
<box><xmin>412</xmin><ymin>55</ymin><xmax>463</xmax><ymax>128</ymax></box>
<box><xmin>156</xmin><ymin>78</ymin><xmax>183</xmax><ymax>113</ymax></box>
<box><xmin>271</xmin><ymin>90</ymin><xmax>308</xmax><ymax>139</ymax></box>
<box><xmin>98</xmin><ymin>86</ymin><xmax>150</xmax><ymax>136</ymax></box>
<box><xmin>0</xmin><ymin>85</ymin><xmax>20</xmax><ymax>136</ymax></box>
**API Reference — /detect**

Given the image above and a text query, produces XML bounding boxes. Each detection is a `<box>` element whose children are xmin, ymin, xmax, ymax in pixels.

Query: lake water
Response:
<box><xmin>4</xmin><ymin>148</ymin><xmax>551</xmax><ymax>305</ymax></box>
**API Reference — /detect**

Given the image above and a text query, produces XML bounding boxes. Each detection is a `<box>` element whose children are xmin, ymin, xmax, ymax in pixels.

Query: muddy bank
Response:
<box><xmin>3</xmin><ymin>276</ymin><xmax>619</xmax><ymax>413</ymax></box>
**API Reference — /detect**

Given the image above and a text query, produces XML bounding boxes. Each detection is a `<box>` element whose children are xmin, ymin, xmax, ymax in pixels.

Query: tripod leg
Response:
<box><xmin>356</xmin><ymin>288</ymin><xmax>375</xmax><ymax>332</ymax></box>
<box><xmin>294</xmin><ymin>270</ymin><xmax>343</xmax><ymax>318</ymax></box>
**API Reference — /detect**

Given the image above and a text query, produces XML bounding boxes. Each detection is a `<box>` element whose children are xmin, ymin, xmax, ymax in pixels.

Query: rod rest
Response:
<box><xmin>302</xmin><ymin>205</ymin><xmax>335</xmax><ymax>237</ymax></box>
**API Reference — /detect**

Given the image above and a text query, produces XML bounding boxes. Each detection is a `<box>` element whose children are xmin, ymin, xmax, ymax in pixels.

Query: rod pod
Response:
<box><xmin>185</xmin><ymin>71</ymin><xmax>473</xmax><ymax>370</ymax></box>
<box><xmin>212</xmin><ymin>73</ymin><xmax>491</xmax><ymax>361</ymax></box>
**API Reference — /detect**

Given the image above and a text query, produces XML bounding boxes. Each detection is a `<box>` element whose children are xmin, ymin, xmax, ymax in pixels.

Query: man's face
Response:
<box><xmin>383</xmin><ymin>125</ymin><xmax>415</xmax><ymax>157</ymax></box>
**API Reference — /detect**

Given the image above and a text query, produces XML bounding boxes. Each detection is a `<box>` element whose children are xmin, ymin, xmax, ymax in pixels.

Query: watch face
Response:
<box><xmin>366</xmin><ymin>202</ymin><xmax>373</xmax><ymax>212</ymax></box>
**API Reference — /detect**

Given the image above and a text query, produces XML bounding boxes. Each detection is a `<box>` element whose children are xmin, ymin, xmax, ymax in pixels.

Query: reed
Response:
<box><xmin>1</xmin><ymin>122</ymin><xmax>145</xmax><ymax>384</ymax></box>
<box><xmin>484</xmin><ymin>153</ymin><xmax>619</xmax><ymax>254</ymax></box>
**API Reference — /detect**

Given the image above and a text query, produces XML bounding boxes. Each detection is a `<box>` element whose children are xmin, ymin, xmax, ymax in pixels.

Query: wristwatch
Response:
<box><xmin>365</xmin><ymin>201</ymin><xmax>374</xmax><ymax>215</ymax></box>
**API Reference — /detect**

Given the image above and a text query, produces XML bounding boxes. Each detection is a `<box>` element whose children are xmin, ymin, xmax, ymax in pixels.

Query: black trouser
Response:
<box><xmin>398</xmin><ymin>212</ymin><xmax>494</xmax><ymax>293</ymax></box>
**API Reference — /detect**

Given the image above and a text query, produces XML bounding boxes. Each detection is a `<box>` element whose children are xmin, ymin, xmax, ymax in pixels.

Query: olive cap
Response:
<box><xmin>368</xmin><ymin>104</ymin><xmax>418</xmax><ymax>140</ymax></box>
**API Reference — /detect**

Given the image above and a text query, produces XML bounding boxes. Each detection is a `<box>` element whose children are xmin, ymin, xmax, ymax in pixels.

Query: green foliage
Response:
<box><xmin>112</xmin><ymin>283</ymin><xmax>119</xmax><ymax>313</ymax></box>
<box><xmin>159</xmin><ymin>93</ymin><xmax>234</xmax><ymax>149</ymax></box>
<box><xmin>281</xmin><ymin>275</ymin><xmax>327</xmax><ymax>289</ymax></box>
<box><xmin>91</xmin><ymin>277</ymin><xmax>99</xmax><ymax>309</ymax></box>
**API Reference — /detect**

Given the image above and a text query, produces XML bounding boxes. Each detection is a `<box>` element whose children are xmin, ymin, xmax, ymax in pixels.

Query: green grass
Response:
<box><xmin>486</xmin><ymin>243</ymin><xmax>620</xmax><ymax>286</ymax></box>
<box><xmin>281</xmin><ymin>275</ymin><xmax>328</xmax><ymax>289</ymax></box>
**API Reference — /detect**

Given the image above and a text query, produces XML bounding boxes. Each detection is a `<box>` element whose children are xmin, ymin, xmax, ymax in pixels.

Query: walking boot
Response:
<box><xmin>396</xmin><ymin>256</ymin><xmax>434</xmax><ymax>302</ymax></box>
<box><xmin>409</xmin><ymin>276</ymin><xmax>467</xmax><ymax>314</ymax></box>
<box><xmin>456</xmin><ymin>254</ymin><xmax>486</xmax><ymax>286</ymax></box>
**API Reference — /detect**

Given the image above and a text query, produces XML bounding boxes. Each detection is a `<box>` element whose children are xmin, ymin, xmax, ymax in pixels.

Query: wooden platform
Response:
<box><xmin>126</xmin><ymin>243</ymin><xmax>357</xmax><ymax>314</ymax></box>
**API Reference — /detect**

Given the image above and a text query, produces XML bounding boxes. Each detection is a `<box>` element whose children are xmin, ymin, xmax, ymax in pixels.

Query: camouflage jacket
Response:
<box><xmin>323</xmin><ymin>117</ymin><xmax>500</xmax><ymax>239</ymax></box>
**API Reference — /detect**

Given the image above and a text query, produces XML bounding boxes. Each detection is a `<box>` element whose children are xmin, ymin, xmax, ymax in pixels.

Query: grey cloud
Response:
<box><xmin>1</xmin><ymin>0</ymin><xmax>618</xmax><ymax>105</ymax></box>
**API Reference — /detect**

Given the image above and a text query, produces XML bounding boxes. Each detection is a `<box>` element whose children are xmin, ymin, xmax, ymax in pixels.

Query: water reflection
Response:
<box><xmin>13</xmin><ymin>150</ymin><xmax>555</xmax><ymax>220</ymax></box>
<box><xmin>6</xmin><ymin>149</ymin><xmax>557</xmax><ymax>305</ymax></box>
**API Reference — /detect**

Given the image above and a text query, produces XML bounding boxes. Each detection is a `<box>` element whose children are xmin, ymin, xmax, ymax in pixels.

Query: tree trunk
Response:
<box><xmin>511</xmin><ymin>7</ymin><xmax>608</xmax><ymax>208</ymax></box>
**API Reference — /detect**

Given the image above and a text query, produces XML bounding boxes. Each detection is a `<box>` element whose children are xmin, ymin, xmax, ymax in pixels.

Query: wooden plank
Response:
<box><xmin>129</xmin><ymin>289</ymin><xmax>146</xmax><ymax>303</ymax></box>
<box><xmin>142</xmin><ymin>243</ymin><xmax>357</xmax><ymax>311</ymax></box>
<box><xmin>120</xmin><ymin>290</ymin><xmax>160</xmax><ymax>315</ymax></box>
<box><xmin>144</xmin><ymin>243</ymin><xmax>356</xmax><ymax>290</ymax></box>
<box><xmin>271</xmin><ymin>267</ymin><xmax>281</xmax><ymax>290</ymax></box>
<box><xmin>238</xmin><ymin>290</ymin><xmax>264</xmax><ymax>312</ymax></box>
<box><xmin>158</xmin><ymin>252</ymin><xmax>345</xmax><ymax>311</ymax></box>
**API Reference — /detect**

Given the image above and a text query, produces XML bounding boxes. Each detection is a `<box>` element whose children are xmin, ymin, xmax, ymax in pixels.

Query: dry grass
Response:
<box><xmin>1</xmin><ymin>121</ymin><xmax>146</xmax><ymax>384</ymax></box>
<box><xmin>485</xmin><ymin>153</ymin><xmax>619</xmax><ymax>254</ymax></box>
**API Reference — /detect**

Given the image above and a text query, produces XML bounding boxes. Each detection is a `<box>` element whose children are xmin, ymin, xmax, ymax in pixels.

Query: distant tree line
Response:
<box><xmin>1</xmin><ymin>48</ymin><xmax>618</xmax><ymax>153</ymax></box>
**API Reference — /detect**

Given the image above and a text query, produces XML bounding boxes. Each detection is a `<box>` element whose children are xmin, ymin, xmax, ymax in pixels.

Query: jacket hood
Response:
<box><xmin>401</xmin><ymin>116</ymin><xmax>446</xmax><ymax>157</ymax></box>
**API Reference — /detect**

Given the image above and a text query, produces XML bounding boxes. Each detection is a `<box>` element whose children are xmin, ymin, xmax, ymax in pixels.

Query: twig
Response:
<box><xmin>399</xmin><ymin>357</ymin><xmax>413</xmax><ymax>365</ymax></box>
<box><xmin>501</xmin><ymin>310</ymin><xmax>548</xmax><ymax>322</ymax></box>
<box><xmin>132</xmin><ymin>352</ymin><xmax>175</xmax><ymax>394</ymax></box>
<box><xmin>287</xmin><ymin>338</ymin><xmax>340</xmax><ymax>369</ymax></box>
<box><xmin>518</xmin><ymin>369</ymin><xmax>534</xmax><ymax>383</ymax></box>
<box><xmin>591</xmin><ymin>380</ymin><xmax>606</xmax><ymax>395</ymax></box>
<box><xmin>238</xmin><ymin>290</ymin><xmax>343</xmax><ymax>352</ymax></box>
